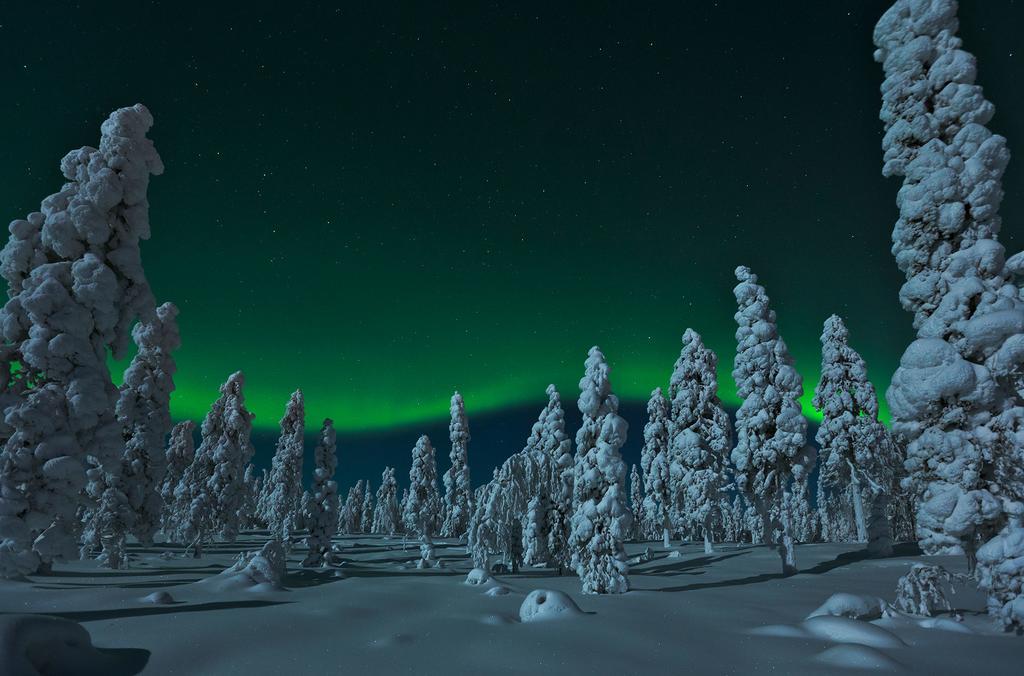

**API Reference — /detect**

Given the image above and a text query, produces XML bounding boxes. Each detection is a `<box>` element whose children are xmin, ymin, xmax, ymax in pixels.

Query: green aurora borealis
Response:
<box><xmin>1</xmin><ymin>2</ymin><xmax>1022</xmax><ymax>432</ymax></box>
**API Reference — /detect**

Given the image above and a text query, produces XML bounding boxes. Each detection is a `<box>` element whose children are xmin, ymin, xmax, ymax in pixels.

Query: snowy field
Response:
<box><xmin>2</xmin><ymin>535</ymin><xmax>1021</xmax><ymax>675</ymax></box>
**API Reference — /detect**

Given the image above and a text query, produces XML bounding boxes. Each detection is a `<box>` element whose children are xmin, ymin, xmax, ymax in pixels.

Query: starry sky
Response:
<box><xmin>1</xmin><ymin>2</ymin><xmax>1023</xmax><ymax>482</ymax></box>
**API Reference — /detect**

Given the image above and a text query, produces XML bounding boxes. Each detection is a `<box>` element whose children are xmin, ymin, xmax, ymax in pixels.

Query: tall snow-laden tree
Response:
<box><xmin>104</xmin><ymin>302</ymin><xmax>180</xmax><ymax>556</ymax></box>
<box><xmin>0</xmin><ymin>105</ymin><xmax>164</xmax><ymax>579</ymax></box>
<box><xmin>568</xmin><ymin>347</ymin><xmax>632</xmax><ymax>594</ymax></box>
<box><xmin>731</xmin><ymin>267</ymin><xmax>809</xmax><ymax>575</ymax></box>
<box><xmin>172</xmin><ymin>371</ymin><xmax>255</xmax><ymax>555</ymax></box>
<box><xmin>629</xmin><ymin>464</ymin><xmax>644</xmax><ymax>541</ymax></box>
<box><xmin>522</xmin><ymin>385</ymin><xmax>574</xmax><ymax>570</ymax></box>
<box><xmin>670</xmin><ymin>329</ymin><xmax>732</xmax><ymax>555</ymax></box>
<box><xmin>406</xmin><ymin>435</ymin><xmax>441</xmax><ymax>566</ymax></box>
<box><xmin>522</xmin><ymin>494</ymin><xmax>549</xmax><ymax>566</ymax></box>
<box><xmin>468</xmin><ymin>454</ymin><xmax>535</xmax><ymax>572</ymax></box>
<box><xmin>372</xmin><ymin>466</ymin><xmax>400</xmax><ymax>536</ymax></box>
<box><xmin>160</xmin><ymin>420</ymin><xmax>195</xmax><ymax>536</ymax></box>
<box><xmin>813</xmin><ymin>314</ymin><xmax>897</xmax><ymax>556</ymax></box>
<box><xmin>303</xmin><ymin>419</ymin><xmax>338</xmax><ymax>567</ymax></box>
<box><xmin>640</xmin><ymin>388</ymin><xmax>672</xmax><ymax>547</ymax></box>
<box><xmin>874</xmin><ymin>0</ymin><xmax>1024</xmax><ymax>590</ymax></box>
<box><xmin>361</xmin><ymin>482</ymin><xmax>374</xmax><ymax>534</ymax></box>
<box><xmin>266</xmin><ymin>389</ymin><xmax>305</xmax><ymax>547</ymax></box>
<box><xmin>441</xmin><ymin>391</ymin><xmax>472</xmax><ymax>539</ymax></box>
<box><xmin>341</xmin><ymin>480</ymin><xmax>364</xmax><ymax>535</ymax></box>
<box><xmin>240</xmin><ymin>463</ymin><xmax>259</xmax><ymax>531</ymax></box>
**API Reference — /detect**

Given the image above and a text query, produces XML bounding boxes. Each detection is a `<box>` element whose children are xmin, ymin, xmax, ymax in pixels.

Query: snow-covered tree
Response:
<box><xmin>813</xmin><ymin>314</ymin><xmax>897</xmax><ymax>556</ymax></box>
<box><xmin>875</xmin><ymin>1</ymin><xmax>1024</xmax><ymax>599</ymax></box>
<box><xmin>172</xmin><ymin>371</ymin><xmax>255</xmax><ymax>555</ymax></box>
<box><xmin>341</xmin><ymin>480</ymin><xmax>365</xmax><ymax>535</ymax></box>
<box><xmin>670</xmin><ymin>329</ymin><xmax>731</xmax><ymax>555</ymax></box>
<box><xmin>266</xmin><ymin>390</ymin><xmax>305</xmax><ymax>547</ymax></box>
<box><xmin>522</xmin><ymin>494</ymin><xmax>549</xmax><ymax>566</ymax></box>
<box><xmin>103</xmin><ymin>302</ymin><xmax>180</xmax><ymax>556</ymax></box>
<box><xmin>522</xmin><ymin>385</ymin><xmax>574</xmax><ymax>570</ymax></box>
<box><xmin>731</xmin><ymin>267</ymin><xmax>809</xmax><ymax>575</ymax></box>
<box><xmin>240</xmin><ymin>464</ymin><xmax>259</xmax><ymax>531</ymax></box>
<box><xmin>160</xmin><ymin>420</ymin><xmax>195</xmax><ymax>536</ymax></box>
<box><xmin>640</xmin><ymin>388</ymin><xmax>672</xmax><ymax>548</ymax></box>
<box><xmin>977</xmin><ymin>515</ymin><xmax>1024</xmax><ymax>631</ymax></box>
<box><xmin>629</xmin><ymin>464</ymin><xmax>644</xmax><ymax>541</ymax></box>
<box><xmin>303</xmin><ymin>419</ymin><xmax>338</xmax><ymax>567</ymax></box>
<box><xmin>406</xmin><ymin>435</ymin><xmax>441</xmax><ymax>566</ymax></box>
<box><xmin>372</xmin><ymin>467</ymin><xmax>400</xmax><ymax>536</ymax></box>
<box><xmin>361</xmin><ymin>482</ymin><xmax>374</xmax><ymax>534</ymax></box>
<box><xmin>0</xmin><ymin>105</ymin><xmax>164</xmax><ymax>579</ymax></box>
<box><xmin>441</xmin><ymin>391</ymin><xmax>472</xmax><ymax>539</ymax></box>
<box><xmin>468</xmin><ymin>454</ymin><xmax>535</xmax><ymax>572</ymax></box>
<box><xmin>568</xmin><ymin>346</ymin><xmax>631</xmax><ymax>594</ymax></box>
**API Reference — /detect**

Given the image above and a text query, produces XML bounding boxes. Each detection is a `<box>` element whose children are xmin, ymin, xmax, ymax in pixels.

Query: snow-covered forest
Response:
<box><xmin>1</xmin><ymin>1</ymin><xmax>1023</xmax><ymax>674</ymax></box>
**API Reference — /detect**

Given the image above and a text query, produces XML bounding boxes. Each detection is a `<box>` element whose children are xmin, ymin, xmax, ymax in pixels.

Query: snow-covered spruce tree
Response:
<box><xmin>101</xmin><ymin>302</ymin><xmax>180</xmax><ymax>557</ymax></box>
<box><xmin>399</xmin><ymin>487</ymin><xmax>411</xmax><ymax>534</ymax></box>
<box><xmin>341</xmin><ymin>480</ymin><xmax>364</xmax><ymax>535</ymax></box>
<box><xmin>629</xmin><ymin>464</ymin><xmax>644</xmax><ymax>541</ymax></box>
<box><xmin>303</xmin><ymin>419</ymin><xmax>338</xmax><ymax>566</ymax></box>
<box><xmin>361</xmin><ymin>482</ymin><xmax>374</xmax><ymax>534</ymax></box>
<box><xmin>160</xmin><ymin>420</ymin><xmax>195</xmax><ymax>536</ymax></box>
<box><xmin>372</xmin><ymin>466</ymin><xmax>400</xmax><ymax>536</ymax></box>
<box><xmin>266</xmin><ymin>389</ymin><xmax>305</xmax><ymax>547</ymax></box>
<box><xmin>173</xmin><ymin>371</ymin><xmax>255</xmax><ymax>555</ymax></box>
<box><xmin>406</xmin><ymin>435</ymin><xmax>441</xmax><ymax>566</ymax></box>
<box><xmin>670</xmin><ymin>329</ymin><xmax>732</xmax><ymax>555</ymax></box>
<box><xmin>522</xmin><ymin>494</ymin><xmax>549</xmax><ymax>566</ymax></box>
<box><xmin>441</xmin><ymin>391</ymin><xmax>472</xmax><ymax>539</ymax></box>
<box><xmin>731</xmin><ymin>267</ymin><xmax>809</xmax><ymax>575</ymax></box>
<box><xmin>568</xmin><ymin>347</ymin><xmax>632</xmax><ymax>594</ymax></box>
<box><xmin>813</xmin><ymin>314</ymin><xmax>898</xmax><ymax>556</ymax></box>
<box><xmin>467</xmin><ymin>454</ymin><xmax>535</xmax><ymax>572</ymax></box>
<box><xmin>875</xmin><ymin>0</ymin><xmax>1024</xmax><ymax>584</ymax></box>
<box><xmin>0</xmin><ymin>105</ymin><xmax>164</xmax><ymax>579</ymax></box>
<box><xmin>977</xmin><ymin>511</ymin><xmax>1024</xmax><ymax>631</ymax></box>
<box><xmin>640</xmin><ymin>388</ymin><xmax>672</xmax><ymax>547</ymax></box>
<box><xmin>240</xmin><ymin>464</ymin><xmax>259</xmax><ymax>531</ymax></box>
<box><xmin>254</xmin><ymin>468</ymin><xmax>271</xmax><ymax>528</ymax></box>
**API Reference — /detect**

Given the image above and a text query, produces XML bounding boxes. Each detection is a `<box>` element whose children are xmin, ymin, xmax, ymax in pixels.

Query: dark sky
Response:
<box><xmin>1</xmin><ymin>2</ymin><xmax>1022</xmax><ymax>481</ymax></box>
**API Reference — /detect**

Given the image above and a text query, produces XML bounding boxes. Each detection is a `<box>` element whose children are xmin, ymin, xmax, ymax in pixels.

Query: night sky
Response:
<box><xmin>1</xmin><ymin>2</ymin><xmax>1022</xmax><ymax>483</ymax></box>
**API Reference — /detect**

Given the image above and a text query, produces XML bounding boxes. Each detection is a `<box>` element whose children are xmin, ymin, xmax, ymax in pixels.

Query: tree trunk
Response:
<box><xmin>703</xmin><ymin>519</ymin><xmax>714</xmax><ymax>554</ymax></box>
<box><xmin>866</xmin><ymin>490</ymin><xmax>893</xmax><ymax>558</ymax></box>
<box><xmin>662</xmin><ymin>525</ymin><xmax>670</xmax><ymax>549</ymax></box>
<box><xmin>777</xmin><ymin>493</ymin><xmax>797</xmax><ymax>576</ymax></box>
<box><xmin>850</xmin><ymin>473</ymin><xmax>868</xmax><ymax>543</ymax></box>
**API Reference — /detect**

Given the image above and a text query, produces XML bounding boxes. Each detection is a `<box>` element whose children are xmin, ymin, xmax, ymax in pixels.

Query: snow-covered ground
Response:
<box><xmin>1</xmin><ymin>535</ymin><xmax>1020</xmax><ymax>675</ymax></box>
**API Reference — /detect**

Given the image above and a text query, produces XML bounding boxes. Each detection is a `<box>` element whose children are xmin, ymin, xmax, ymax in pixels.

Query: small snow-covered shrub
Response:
<box><xmin>518</xmin><ymin>589</ymin><xmax>582</xmax><ymax>623</ymax></box>
<box><xmin>894</xmin><ymin>563</ymin><xmax>963</xmax><ymax>617</ymax></box>
<box><xmin>207</xmin><ymin>539</ymin><xmax>286</xmax><ymax>592</ymax></box>
<box><xmin>140</xmin><ymin>591</ymin><xmax>175</xmax><ymax>605</ymax></box>
<box><xmin>465</xmin><ymin>568</ymin><xmax>490</xmax><ymax>585</ymax></box>
<box><xmin>977</xmin><ymin>523</ymin><xmax>1024</xmax><ymax>631</ymax></box>
<box><xmin>807</xmin><ymin>593</ymin><xmax>888</xmax><ymax>621</ymax></box>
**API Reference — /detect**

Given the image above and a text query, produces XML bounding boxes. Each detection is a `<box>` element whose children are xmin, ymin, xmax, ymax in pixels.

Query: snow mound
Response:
<box><xmin>480</xmin><ymin>614</ymin><xmax>516</xmax><ymax>625</ymax></box>
<box><xmin>139</xmin><ymin>591</ymin><xmax>175</xmax><ymax>605</ymax></box>
<box><xmin>802</xmin><ymin>616</ymin><xmax>905</xmax><ymax>649</ymax></box>
<box><xmin>519</xmin><ymin>589</ymin><xmax>583</xmax><ymax>623</ymax></box>
<box><xmin>916</xmin><ymin>617</ymin><xmax>972</xmax><ymax>634</ymax></box>
<box><xmin>202</xmin><ymin>540</ymin><xmax>286</xmax><ymax>592</ymax></box>
<box><xmin>749</xmin><ymin>624</ymin><xmax>812</xmax><ymax>639</ymax></box>
<box><xmin>465</xmin><ymin>568</ymin><xmax>490</xmax><ymax>585</ymax></box>
<box><xmin>0</xmin><ymin>614</ymin><xmax>146</xmax><ymax>676</ymax></box>
<box><xmin>813</xmin><ymin>644</ymin><xmax>904</xmax><ymax>671</ymax></box>
<box><xmin>667</xmin><ymin>550</ymin><xmax>682</xmax><ymax>559</ymax></box>
<box><xmin>808</xmin><ymin>593</ymin><xmax>888</xmax><ymax>621</ymax></box>
<box><xmin>484</xmin><ymin>585</ymin><xmax>510</xmax><ymax>596</ymax></box>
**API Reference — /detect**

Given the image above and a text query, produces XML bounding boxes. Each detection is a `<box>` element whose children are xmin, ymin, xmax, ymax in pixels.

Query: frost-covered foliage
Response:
<box><xmin>266</xmin><ymin>390</ymin><xmax>305</xmax><ymax>547</ymax></box>
<box><xmin>303</xmin><ymin>419</ymin><xmax>338</xmax><ymax>567</ymax></box>
<box><xmin>88</xmin><ymin>301</ymin><xmax>179</xmax><ymax>563</ymax></box>
<box><xmin>523</xmin><ymin>495</ymin><xmax>549</xmax><ymax>566</ymax></box>
<box><xmin>0</xmin><ymin>105</ymin><xmax>163</xmax><ymax>579</ymax></box>
<box><xmin>569</xmin><ymin>347</ymin><xmax>631</xmax><ymax>594</ymax></box>
<box><xmin>894</xmin><ymin>563</ymin><xmax>962</xmax><ymax>617</ymax></box>
<box><xmin>211</xmin><ymin>539</ymin><xmax>287</xmax><ymax>592</ymax></box>
<box><xmin>468</xmin><ymin>454</ymin><xmax>535</xmax><ymax>572</ymax></box>
<box><xmin>360</xmin><ymin>482</ymin><xmax>373</xmax><ymax>534</ymax></box>
<box><xmin>670</xmin><ymin>329</ymin><xmax>731</xmax><ymax>554</ymax></box>
<box><xmin>160</xmin><ymin>420</ymin><xmax>194</xmax><ymax>535</ymax></box>
<box><xmin>372</xmin><ymin>466</ymin><xmax>400</xmax><ymax>536</ymax></box>
<box><xmin>523</xmin><ymin>385</ymin><xmax>574</xmax><ymax>569</ymax></box>
<box><xmin>341</xmin><ymin>480</ymin><xmax>365</xmax><ymax>535</ymax></box>
<box><xmin>441</xmin><ymin>391</ymin><xmax>472</xmax><ymax>539</ymax></box>
<box><xmin>787</xmin><ymin>472</ymin><xmax>817</xmax><ymax>544</ymax></box>
<box><xmin>171</xmin><ymin>372</ymin><xmax>254</xmax><ymax>555</ymax></box>
<box><xmin>629</xmin><ymin>464</ymin><xmax>643</xmax><ymax>541</ymax></box>
<box><xmin>814</xmin><ymin>315</ymin><xmax>897</xmax><ymax>555</ymax></box>
<box><xmin>406</xmin><ymin>435</ymin><xmax>441</xmax><ymax>566</ymax></box>
<box><xmin>977</xmin><ymin>519</ymin><xmax>1024</xmax><ymax>631</ymax></box>
<box><xmin>875</xmin><ymin>0</ymin><xmax>1024</xmax><ymax>580</ymax></box>
<box><xmin>240</xmin><ymin>464</ymin><xmax>259</xmax><ymax>530</ymax></box>
<box><xmin>731</xmin><ymin>268</ymin><xmax>808</xmax><ymax>575</ymax></box>
<box><xmin>640</xmin><ymin>388</ymin><xmax>672</xmax><ymax>547</ymax></box>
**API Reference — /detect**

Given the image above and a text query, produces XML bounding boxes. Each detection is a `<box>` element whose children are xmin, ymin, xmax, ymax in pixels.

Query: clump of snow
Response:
<box><xmin>465</xmin><ymin>568</ymin><xmax>490</xmax><ymax>585</ymax></box>
<box><xmin>203</xmin><ymin>540</ymin><xmax>286</xmax><ymax>592</ymax></box>
<box><xmin>976</xmin><ymin>521</ymin><xmax>1024</xmax><ymax>630</ymax></box>
<box><xmin>518</xmin><ymin>589</ymin><xmax>583</xmax><ymax>623</ymax></box>
<box><xmin>808</xmin><ymin>592</ymin><xmax>889</xmax><ymax>621</ymax></box>
<box><xmin>813</xmin><ymin>644</ymin><xmax>904</xmax><ymax>671</ymax></box>
<box><xmin>916</xmin><ymin>617</ymin><xmax>972</xmax><ymax>634</ymax></box>
<box><xmin>0</xmin><ymin>614</ymin><xmax>143</xmax><ymax>676</ymax></box>
<box><xmin>485</xmin><ymin>585</ymin><xmax>510</xmax><ymax>597</ymax></box>
<box><xmin>894</xmin><ymin>563</ymin><xmax>962</xmax><ymax>617</ymax></box>
<box><xmin>139</xmin><ymin>590</ymin><xmax>175</xmax><ymax>605</ymax></box>
<box><xmin>801</xmin><ymin>616</ymin><xmax>906</xmax><ymax>649</ymax></box>
<box><xmin>667</xmin><ymin>550</ymin><xmax>682</xmax><ymax>559</ymax></box>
